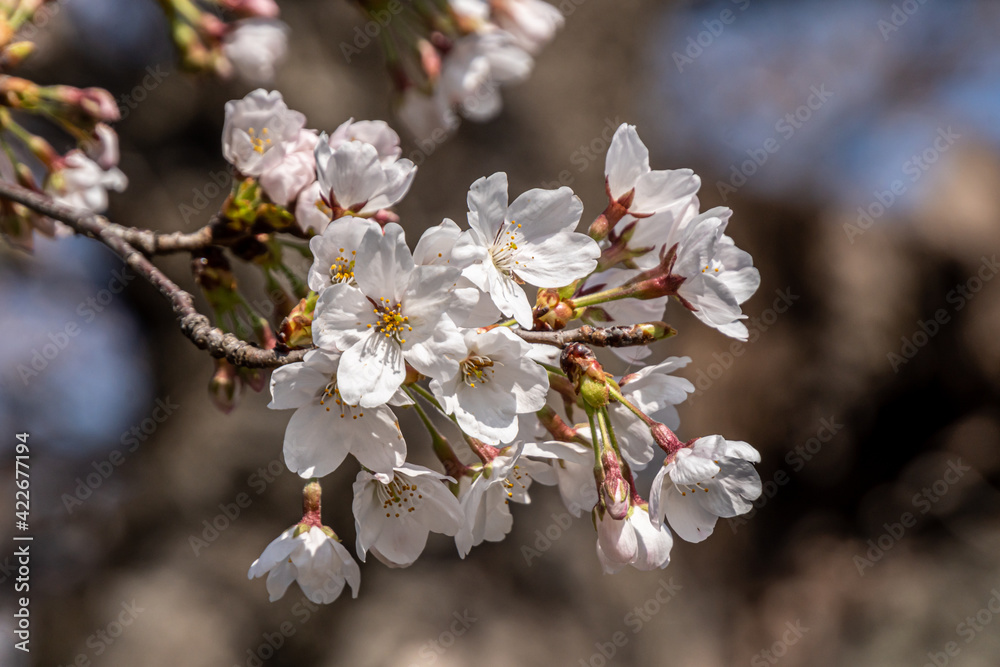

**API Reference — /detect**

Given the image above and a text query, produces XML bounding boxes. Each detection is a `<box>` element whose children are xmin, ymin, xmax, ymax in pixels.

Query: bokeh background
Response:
<box><xmin>3</xmin><ymin>0</ymin><xmax>1000</xmax><ymax>665</ymax></box>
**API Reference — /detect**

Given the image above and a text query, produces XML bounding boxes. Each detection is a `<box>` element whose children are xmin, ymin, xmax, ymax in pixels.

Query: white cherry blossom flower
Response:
<box><xmin>48</xmin><ymin>150</ymin><xmax>127</xmax><ymax>213</ymax></box>
<box><xmin>312</xmin><ymin>223</ymin><xmax>468</xmax><ymax>408</ymax></box>
<box><xmin>268</xmin><ymin>348</ymin><xmax>406</xmax><ymax>479</ymax></box>
<box><xmin>608</xmin><ymin>357</ymin><xmax>695</xmax><ymax>470</ymax></box>
<box><xmin>84</xmin><ymin>123</ymin><xmax>120</xmax><ymax>171</ymax></box>
<box><xmin>314</xmin><ymin>135</ymin><xmax>416</xmax><ymax>218</ymax></box>
<box><xmin>649</xmin><ymin>435</ymin><xmax>761</xmax><ymax>543</ymax></box>
<box><xmin>248</xmin><ymin>524</ymin><xmax>360</xmax><ymax>604</ymax></box>
<box><xmin>455</xmin><ymin>444</ymin><xmax>529</xmax><ymax>557</ymax></box>
<box><xmin>489</xmin><ymin>0</ymin><xmax>564</xmax><ymax>54</ymax></box>
<box><xmin>327</xmin><ymin>119</ymin><xmax>403</xmax><ymax>165</ymax></box>
<box><xmin>520</xmin><ymin>439</ymin><xmax>597</xmax><ymax>517</ymax></box>
<box><xmin>441</xmin><ymin>31</ymin><xmax>532</xmax><ymax>122</ymax></box>
<box><xmin>595</xmin><ymin>503</ymin><xmax>673</xmax><ymax>574</ymax></box>
<box><xmin>223</xmin><ymin>19</ymin><xmax>289</xmax><ymax>84</ymax></box>
<box><xmin>605</xmin><ymin>123</ymin><xmax>700</xmax><ymax>219</ymax></box>
<box><xmin>670</xmin><ymin>212</ymin><xmax>761</xmax><ymax>340</ymax></box>
<box><xmin>352</xmin><ymin>463</ymin><xmax>464</xmax><ymax>567</ymax></box>
<box><xmin>259</xmin><ymin>128</ymin><xmax>317</xmax><ymax>206</ymax></box>
<box><xmin>222</xmin><ymin>89</ymin><xmax>305</xmax><ymax>177</ymax></box>
<box><xmin>453</xmin><ymin>172</ymin><xmax>600</xmax><ymax>327</ymax></box>
<box><xmin>306</xmin><ymin>216</ymin><xmax>382</xmax><ymax>293</ymax></box>
<box><xmin>429</xmin><ymin>327</ymin><xmax>548</xmax><ymax>444</ymax></box>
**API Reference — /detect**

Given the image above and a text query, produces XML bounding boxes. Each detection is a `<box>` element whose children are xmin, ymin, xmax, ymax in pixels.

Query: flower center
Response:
<box><xmin>460</xmin><ymin>354</ymin><xmax>498</xmax><ymax>388</ymax></box>
<box><xmin>501</xmin><ymin>464</ymin><xmax>526</xmax><ymax>505</ymax></box>
<box><xmin>376</xmin><ymin>476</ymin><xmax>424</xmax><ymax>518</ymax></box>
<box><xmin>700</xmin><ymin>259</ymin><xmax>723</xmax><ymax>274</ymax></box>
<box><xmin>367</xmin><ymin>298</ymin><xmax>412</xmax><ymax>344</ymax></box>
<box><xmin>318</xmin><ymin>379</ymin><xmax>365</xmax><ymax>420</ymax></box>
<box><xmin>489</xmin><ymin>220</ymin><xmax>525</xmax><ymax>277</ymax></box>
<box><xmin>329</xmin><ymin>248</ymin><xmax>356</xmax><ymax>285</ymax></box>
<box><xmin>247</xmin><ymin>127</ymin><xmax>273</xmax><ymax>155</ymax></box>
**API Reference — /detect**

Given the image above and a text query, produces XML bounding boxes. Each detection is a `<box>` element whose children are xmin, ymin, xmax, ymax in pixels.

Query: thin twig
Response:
<box><xmin>0</xmin><ymin>179</ymin><xmax>305</xmax><ymax>368</ymax></box>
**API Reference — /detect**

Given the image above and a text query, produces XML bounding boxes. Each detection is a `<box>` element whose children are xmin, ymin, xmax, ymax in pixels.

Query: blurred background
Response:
<box><xmin>2</xmin><ymin>0</ymin><xmax>1000</xmax><ymax>665</ymax></box>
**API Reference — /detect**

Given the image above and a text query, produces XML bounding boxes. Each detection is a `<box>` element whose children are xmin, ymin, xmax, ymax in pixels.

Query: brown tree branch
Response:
<box><xmin>0</xmin><ymin>179</ymin><xmax>306</xmax><ymax>368</ymax></box>
<box><xmin>512</xmin><ymin>322</ymin><xmax>676</xmax><ymax>348</ymax></box>
<box><xmin>0</xmin><ymin>178</ymin><xmax>219</xmax><ymax>254</ymax></box>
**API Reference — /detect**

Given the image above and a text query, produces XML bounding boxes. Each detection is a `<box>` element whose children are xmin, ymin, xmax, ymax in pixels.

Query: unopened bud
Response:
<box><xmin>208</xmin><ymin>359</ymin><xmax>241</xmax><ymax>413</ymax></box>
<box><xmin>0</xmin><ymin>41</ymin><xmax>35</xmax><ymax>69</ymax></box>
<box><xmin>78</xmin><ymin>87</ymin><xmax>120</xmax><ymax>123</ymax></box>
<box><xmin>534</xmin><ymin>288</ymin><xmax>574</xmax><ymax>330</ymax></box>
<box><xmin>560</xmin><ymin>343</ymin><xmax>610</xmax><ymax>408</ymax></box>
<box><xmin>278</xmin><ymin>294</ymin><xmax>316</xmax><ymax>349</ymax></box>
<box><xmin>600</xmin><ymin>450</ymin><xmax>629</xmax><ymax>520</ymax></box>
<box><xmin>417</xmin><ymin>39</ymin><xmax>441</xmax><ymax>81</ymax></box>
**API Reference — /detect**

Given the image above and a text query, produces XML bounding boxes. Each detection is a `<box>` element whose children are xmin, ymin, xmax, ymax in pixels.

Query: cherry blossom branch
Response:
<box><xmin>0</xmin><ymin>178</ymin><xmax>306</xmax><ymax>368</ymax></box>
<box><xmin>511</xmin><ymin>322</ymin><xmax>676</xmax><ymax>348</ymax></box>
<box><xmin>0</xmin><ymin>179</ymin><xmax>222</xmax><ymax>254</ymax></box>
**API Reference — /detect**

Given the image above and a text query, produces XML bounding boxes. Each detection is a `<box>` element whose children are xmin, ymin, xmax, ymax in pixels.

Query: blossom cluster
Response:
<box><xmin>221</xmin><ymin>89</ymin><xmax>765</xmax><ymax>604</ymax></box>
<box><xmin>358</xmin><ymin>0</ymin><xmax>566</xmax><ymax>140</ymax></box>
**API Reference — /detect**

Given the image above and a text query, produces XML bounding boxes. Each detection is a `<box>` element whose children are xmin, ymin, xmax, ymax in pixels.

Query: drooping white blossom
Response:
<box><xmin>352</xmin><ymin>463</ymin><xmax>464</xmax><ymax>567</ymax></box>
<box><xmin>223</xmin><ymin>19</ymin><xmax>289</xmax><ymax>84</ymax></box>
<box><xmin>312</xmin><ymin>223</ymin><xmax>468</xmax><ymax>408</ymax></box>
<box><xmin>649</xmin><ymin>435</ymin><xmax>761</xmax><ymax>543</ymax></box>
<box><xmin>429</xmin><ymin>327</ymin><xmax>548</xmax><ymax>444</ymax></box>
<box><xmin>455</xmin><ymin>443</ymin><xmax>527</xmax><ymax>556</ymax></box>
<box><xmin>595</xmin><ymin>503</ymin><xmax>673</xmax><ymax>574</ymax></box>
<box><xmin>248</xmin><ymin>525</ymin><xmax>360</xmax><ymax>604</ymax></box>
<box><xmin>47</xmin><ymin>150</ymin><xmax>127</xmax><ymax>214</ymax></box>
<box><xmin>669</xmin><ymin>212</ymin><xmax>761</xmax><ymax>340</ymax></box>
<box><xmin>222</xmin><ymin>89</ymin><xmax>305</xmax><ymax>177</ymax></box>
<box><xmin>489</xmin><ymin>0</ymin><xmax>564</xmax><ymax>54</ymax></box>
<box><xmin>268</xmin><ymin>348</ymin><xmax>406</xmax><ymax>479</ymax></box>
<box><xmin>453</xmin><ymin>172</ymin><xmax>600</xmax><ymax>327</ymax></box>
<box><xmin>608</xmin><ymin>357</ymin><xmax>695</xmax><ymax>470</ymax></box>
